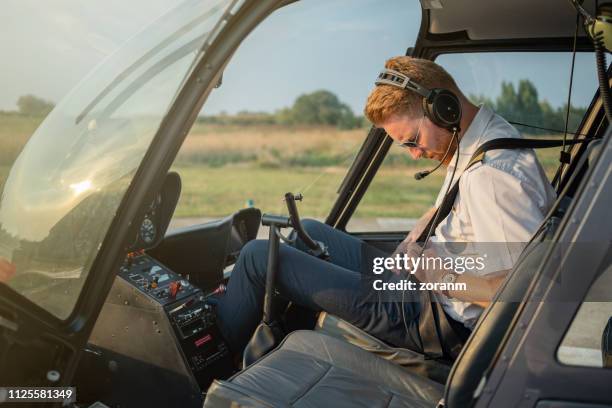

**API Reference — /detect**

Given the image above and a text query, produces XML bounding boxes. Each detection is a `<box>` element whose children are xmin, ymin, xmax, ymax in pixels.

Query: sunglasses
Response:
<box><xmin>395</xmin><ymin>116</ymin><xmax>424</xmax><ymax>149</ymax></box>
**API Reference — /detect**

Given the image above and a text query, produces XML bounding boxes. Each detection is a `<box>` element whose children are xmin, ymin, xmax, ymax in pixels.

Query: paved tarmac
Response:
<box><xmin>169</xmin><ymin>217</ymin><xmax>417</xmax><ymax>237</ymax></box>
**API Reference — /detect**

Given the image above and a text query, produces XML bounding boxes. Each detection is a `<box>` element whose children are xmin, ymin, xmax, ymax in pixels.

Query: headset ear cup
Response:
<box><xmin>425</xmin><ymin>89</ymin><xmax>462</xmax><ymax>130</ymax></box>
<box><xmin>422</xmin><ymin>96</ymin><xmax>436</xmax><ymax>127</ymax></box>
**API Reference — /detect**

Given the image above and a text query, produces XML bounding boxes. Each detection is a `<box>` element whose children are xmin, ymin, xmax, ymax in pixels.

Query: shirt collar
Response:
<box><xmin>446</xmin><ymin>104</ymin><xmax>494</xmax><ymax>176</ymax></box>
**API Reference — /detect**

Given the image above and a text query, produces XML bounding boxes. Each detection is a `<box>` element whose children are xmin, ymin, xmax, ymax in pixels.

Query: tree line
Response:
<box><xmin>470</xmin><ymin>79</ymin><xmax>587</xmax><ymax>134</ymax></box>
<box><xmin>13</xmin><ymin>95</ymin><xmax>55</xmax><ymax>117</ymax></box>
<box><xmin>200</xmin><ymin>90</ymin><xmax>367</xmax><ymax>129</ymax></box>
<box><xmin>9</xmin><ymin>79</ymin><xmax>587</xmax><ymax>134</ymax></box>
<box><xmin>200</xmin><ymin>80</ymin><xmax>587</xmax><ymax>133</ymax></box>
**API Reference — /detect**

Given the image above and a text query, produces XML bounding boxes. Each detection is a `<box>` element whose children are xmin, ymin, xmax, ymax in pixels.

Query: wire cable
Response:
<box><xmin>556</xmin><ymin>11</ymin><xmax>580</xmax><ymax>188</ymax></box>
<box><xmin>508</xmin><ymin>121</ymin><xmax>588</xmax><ymax>137</ymax></box>
<box><xmin>401</xmin><ymin>129</ymin><xmax>460</xmax><ymax>343</ymax></box>
<box><xmin>281</xmin><ymin>140</ymin><xmax>362</xmax><ymax>214</ymax></box>
<box><xmin>420</xmin><ymin>129</ymin><xmax>460</xmax><ymax>251</ymax></box>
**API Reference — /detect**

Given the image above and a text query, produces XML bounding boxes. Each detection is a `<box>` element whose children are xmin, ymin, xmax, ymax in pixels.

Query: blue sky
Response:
<box><xmin>0</xmin><ymin>0</ymin><xmax>598</xmax><ymax>115</ymax></box>
<box><xmin>204</xmin><ymin>0</ymin><xmax>597</xmax><ymax>115</ymax></box>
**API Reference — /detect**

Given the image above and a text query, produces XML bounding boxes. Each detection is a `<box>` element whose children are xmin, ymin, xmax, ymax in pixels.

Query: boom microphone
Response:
<box><xmin>414</xmin><ymin>164</ymin><xmax>442</xmax><ymax>180</ymax></box>
<box><xmin>414</xmin><ymin>171</ymin><xmax>428</xmax><ymax>180</ymax></box>
<box><xmin>413</xmin><ymin>129</ymin><xmax>459</xmax><ymax>180</ymax></box>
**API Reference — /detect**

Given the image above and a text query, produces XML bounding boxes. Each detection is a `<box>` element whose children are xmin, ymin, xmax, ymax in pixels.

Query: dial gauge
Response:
<box><xmin>140</xmin><ymin>217</ymin><xmax>157</xmax><ymax>244</ymax></box>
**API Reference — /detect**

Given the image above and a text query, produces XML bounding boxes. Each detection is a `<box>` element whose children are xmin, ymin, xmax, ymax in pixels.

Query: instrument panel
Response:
<box><xmin>86</xmin><ymin>251</ymin><xmax>234</xmax><ymax>407</ymax></box>
<box><xmin>119</xmin><ymin>252</ymin><xmax>198</xmax><ymax>306</ymax></box>
<box><xmin>116</xmin><ymin>252</ymin><xmax>234</xmax><ymax>389</ymax></box>
<box><xmin>148</xmin><ymin>207</ymin><xmax>261</xmax><ymax>291</ymax></box>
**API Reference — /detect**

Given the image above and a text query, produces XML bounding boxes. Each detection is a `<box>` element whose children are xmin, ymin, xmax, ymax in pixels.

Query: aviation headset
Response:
<box><xmin>375</xmin><ymin>68</ymin><xmax>463</xmax><ymax>180</ymax></box>
<box><xmin>375</xmin><ymin>68</ymin><xmax>462</xmax><ymax>132</ymax></box>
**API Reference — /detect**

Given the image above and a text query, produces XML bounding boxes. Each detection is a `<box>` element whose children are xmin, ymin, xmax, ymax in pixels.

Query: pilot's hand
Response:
<box><xmin>0</xmin><ymin>257</ymin><xmax>16</xmax><ymax>283</ymax></box>
<box><xmin>412</xmin><ymin>246</ymin><xmax>446</xmax><ymax>284</ymax></box>
<box><xmin>404</xmin><ymin>207</ymin><xmax>437</xmax><ymax>243</ymax></box>
<box><xmin>389</xmin><ymin>241</ymin><xmax>422</xmax><ymax>275</ymax></box>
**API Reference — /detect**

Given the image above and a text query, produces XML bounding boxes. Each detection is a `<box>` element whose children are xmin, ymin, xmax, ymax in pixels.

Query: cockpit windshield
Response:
<box><xmin>0</xmin><ymin>0</ymin><xmax>231</xmax><ymax>319</ymax></box>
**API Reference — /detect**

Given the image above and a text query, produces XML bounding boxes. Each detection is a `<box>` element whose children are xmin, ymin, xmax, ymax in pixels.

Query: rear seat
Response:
<box><xmin>204</xmin><ymin>330</ymin><xmax>443</xmax><ymax>407</ymax></box>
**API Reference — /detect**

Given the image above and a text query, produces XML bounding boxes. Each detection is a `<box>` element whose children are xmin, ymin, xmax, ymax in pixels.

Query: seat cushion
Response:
<box><xmin>204</xmin><ymin>331</ymin><xmax>443</xmax><ymax>407</ymax></box>
<box><xmin>315</xmin><ymin>312</ymin><xmax>451</xmax><ymax>384</ymax></box>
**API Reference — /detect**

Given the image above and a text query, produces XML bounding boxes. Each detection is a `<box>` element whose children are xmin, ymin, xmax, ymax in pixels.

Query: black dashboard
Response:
<box><xmin>148</xmin><ymin>207</ymin><xmax>261</xmax><ymax>291</ymax></box>
<box><xmin>78</xmin><ymin>172</ymin><xmax>262</xmax><ymax>407</ymax></box>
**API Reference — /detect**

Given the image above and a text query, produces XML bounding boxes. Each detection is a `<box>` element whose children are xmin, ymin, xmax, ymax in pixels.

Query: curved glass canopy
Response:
<box><xmin>0</xmin><ymin>0</ymin><xmax>231</xmax><ymax>319</ymax></box>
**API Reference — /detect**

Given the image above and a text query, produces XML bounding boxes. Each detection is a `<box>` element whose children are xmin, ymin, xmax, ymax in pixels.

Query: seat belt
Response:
<box><xmin>417</xmin><ymin>137</ymin><xmax>591</xmax><ymax>245</ymax></box>
<box><xmin>415</xmin><ymin>137</ymin><xmax>592</xmax><ymax>360</ymax></box>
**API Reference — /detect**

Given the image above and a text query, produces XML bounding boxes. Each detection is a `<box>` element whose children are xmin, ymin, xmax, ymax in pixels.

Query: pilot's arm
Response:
<box><xmin>415</xmin><ymin>165</ymin><xmax>549</xmax><ymax>308</ymax></box>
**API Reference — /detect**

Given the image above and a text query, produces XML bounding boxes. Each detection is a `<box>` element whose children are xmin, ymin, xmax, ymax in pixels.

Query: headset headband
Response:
<box><xmin>375</xmin><ymin>69</ymin><xmax>432</xmax><ymax>99</ymax></box>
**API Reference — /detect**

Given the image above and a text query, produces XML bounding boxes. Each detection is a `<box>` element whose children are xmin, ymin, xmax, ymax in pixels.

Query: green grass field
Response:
<box><xmin>0</xmin><ymin>113</ymin><xmax>562</xmax><ymax>220</ymax></box>
<box><xmin>171</xmin><ymin>122</ymin><xmax>561</xmax><ymax>219</ymax></box>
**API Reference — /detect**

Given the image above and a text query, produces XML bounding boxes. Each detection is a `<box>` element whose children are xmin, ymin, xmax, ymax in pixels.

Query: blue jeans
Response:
<box><xmin>216</xmin><ymin>219</ymin><xmax>423</xmax><ymax>354</ymax></box>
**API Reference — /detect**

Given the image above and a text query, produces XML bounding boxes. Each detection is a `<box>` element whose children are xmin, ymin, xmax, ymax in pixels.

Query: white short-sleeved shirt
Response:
<box><xmin>430</xmin><ymin>105</ymin><xmax>556</xmax><ymax>328</ymax></box>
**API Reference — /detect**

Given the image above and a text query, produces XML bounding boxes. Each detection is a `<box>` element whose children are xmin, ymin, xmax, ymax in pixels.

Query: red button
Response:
<box><xmin>169</xmin><ymin>281</ymin><xmax>181</xmax><ymax>297</ymax></box>
<box><xmin>195</xmin><ymin>334</ymin><xmax>212</xmax><ymax>347</ymax></box>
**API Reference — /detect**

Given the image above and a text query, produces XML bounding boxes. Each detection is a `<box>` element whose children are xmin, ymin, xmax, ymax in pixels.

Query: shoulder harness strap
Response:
<box><xmin>415</xmin><ymin>137</ymin><xmax>592</xmax><ymax>359</ymax></box>
<box><xmin>416</xmin><ymin>137</ymin><xmax>591</xmax><ymax>243</ymax></box>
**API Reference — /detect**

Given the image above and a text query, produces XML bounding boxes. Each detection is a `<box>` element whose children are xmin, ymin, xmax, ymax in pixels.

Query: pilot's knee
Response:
<box><xmin>238</xmin><ymin>239</ymin><xmax>268</xmax><ymax>279</ymax></box>
<box><xmin>302</xmin><ymin>218</ymin><xmax>322</xmax><ymax>237</ymax></box>
<box><xmin>240</xmin><ymin>240</ymin><xmax>268</xmax><ymax>261</ymax></box>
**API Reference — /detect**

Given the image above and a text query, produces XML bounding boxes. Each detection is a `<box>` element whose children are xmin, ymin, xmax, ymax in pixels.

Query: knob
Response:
<box><xmin>169</xmin><ymin>281</ymin><xmax>181</xmax><ymax>298</ymax></box>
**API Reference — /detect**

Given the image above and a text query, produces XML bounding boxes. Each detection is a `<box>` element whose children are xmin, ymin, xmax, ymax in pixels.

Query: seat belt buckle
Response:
<box><xmin>436</xmin><ymin>398</ymin><xmax>446</xmax><ymax>408</ymax></box>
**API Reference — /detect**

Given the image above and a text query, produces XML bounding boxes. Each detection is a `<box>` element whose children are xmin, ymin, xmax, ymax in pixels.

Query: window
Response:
<box><xmin>439</xmin><ymin>52</ymin><xmax>596</xmax><ymax>133</ymax></box>
<box><xmin>169</xmin><ymin>0</ymin><xmax>419</xmax><ymax>231</ymax></box>
<box><xmin>347</xmin><ymin>51</ymin><xmax>597</xmax><ymax>232</ymax></box>
<box><xmin>0</xmin><ymin>0</ymin><xmax>189</xmax><ymax>192</ymax></box>
<box><xmin>346</xmin><ymin>146</ymin><xmax>444</xmax><ymax>233</ymax></box>
<box><xmin>558</xmin><ymin>265</ymin><xmax>612</xmax><ymax>368</ymax></box>
<box><xmin>0</xmin><ymin>0</ymin><xmax>229</xmax><ymax>319</ymax></box>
